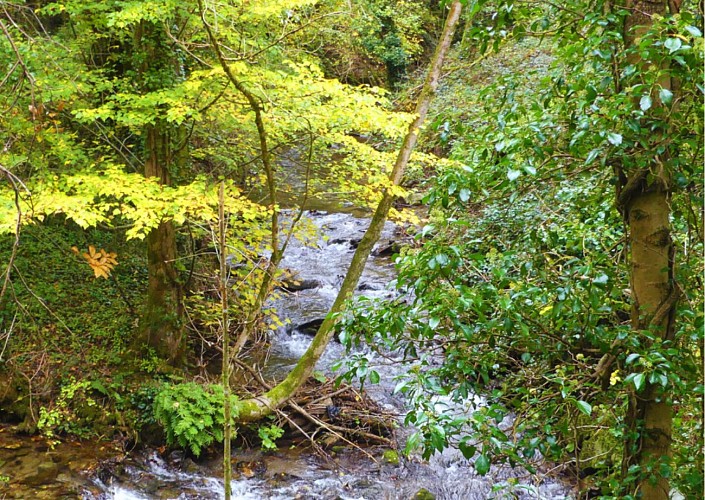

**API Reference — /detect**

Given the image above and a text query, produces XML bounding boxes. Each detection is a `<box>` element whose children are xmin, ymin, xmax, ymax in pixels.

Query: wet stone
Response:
<box><xmin>280</xmin><ymin>278</ymin><xmax>321</xmax><ymax>292</ymax></box>
<box><xmin>167</xmin><ymin>449</ymin><xmax>184</xmax><ymax>467</ymax></box>
<box><xmin>182</xmin><ymin>457</ymin><xmax>200</xmax><ymax>474</ymax></box>
<box><xmin>292</xmin><ymin>318</ymin><xmax>325</xmax><ymax>336</ymax></box>
<box><xmin>23</xmin><ymin>461</ymin><xmax>60</xmax><ymax>486</ymax></box>
<box><xmin>236</xmin><ymin>459</ymin><xmax>266</xmax><ymax>478</ymax></box>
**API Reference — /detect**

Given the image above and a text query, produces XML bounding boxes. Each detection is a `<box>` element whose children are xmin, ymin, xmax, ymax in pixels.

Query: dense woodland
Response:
<box><xmin>0</xmin><ymin>0</ymin><xmax>702</xmax><ymax>498</ymax></box>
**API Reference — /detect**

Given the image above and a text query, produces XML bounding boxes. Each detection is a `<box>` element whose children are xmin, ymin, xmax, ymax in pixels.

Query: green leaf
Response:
<box><xmin>607</xmin><ymin>133</ymin><xmax>622</xmax><ymax>146</ymax></box>
<box><xmin>369</xmin><ymin>370</ymin><xmax>380</xmax><ymax>384</ymax></box>
<box><xmin>592</xmin><ymin>273</ymin><xmax>609</xmax><ymax>285</ymax></box>
<box><xmin>574</xmin><ymin>400</ymin><xmax>592</xmax><ymax>416</ymax></box>
<box><xmin>430</xmin><ymin>424</ymin><xmax>446</xmax><ymax>450</ymax></box>
<box><xmin>428</xmin><ymin>317</ymin><xmax>441</xmax><ymax>330</ymax></box>
<box><xmin>405</xmin><ymin>432</ymin><xmax>422</xmax><ymax>455</ymax></box>
<box><xmin>625</xmin><ymin>353</ymin><xmax>640</xmax><ymax>365</ymax></box>
<box><xmin>585</xmin><ymin>148</ymin><xmax>601</xmax><ymax>164</ymax></box>
<box><xmin>639</xmin><ymin>95</ymin><xmax>652</xmax><ymax>111</ymax></box>
<box><xmin>475</xmin><ymin>454</ymin><xmax>491</xmax><ymax>475</ymax></box>
<box><xmin>664</xmin><ymin>37</ymin><xmax>682</xmax><ymax>53</ymax></box>
<box><xmin>507</xmin><ymin>169</ymin><xmax>521</xmax><ymax>181</ymax></box>
<box><xmin>459</xmin><ymin>188</ymin><xmax>471</xmax><ymax>203</ymax></box>
<box><xmin>685</xmin><ymin>25</ymin><xmax>703</xmax><ymax>37</ymax></box>
<box><xmin>459</xmin><ymin>441</ymin><xmax>477</xmax><ymax>460</ymax></box>
<box><xmin>658</xmin><ymin>88</ymin><xmax>673</xmax><ymax>105</ymax></box>
<box><xmin>90</xmin><ymin>380</ymin><xmax>109</xmax><ymax>395</ymax></box>
<box><xmin>435</xmin><ymin>253</ymin><xmax>450</xmax><ymax>267</ymax></box>
<box><xmin>633</xmin><ymin>373</ymin><xmax>646</xmax><ymax>391</ymax></box>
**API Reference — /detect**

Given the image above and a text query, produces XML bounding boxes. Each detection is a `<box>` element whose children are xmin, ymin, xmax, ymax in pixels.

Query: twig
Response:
<box><xmin>0</xmin><ymin>164</ymin><xmax>27</xmax><ymax>306</ymax></box>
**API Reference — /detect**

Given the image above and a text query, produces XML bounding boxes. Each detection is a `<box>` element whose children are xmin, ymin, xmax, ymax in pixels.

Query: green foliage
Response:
<box><xmin>337</xmin><ymin>0</ymin><xmax>703</xmax><ymax>496</ymax></box>
<box><xmin>37</xmin><ymin>378</ymin><xmax>96</xmax><ymax>440</ymax></box>
<box><xmin>153</xmin><ymin>382</ymin><xmax>240</xmax><ymax>456</ymax></box>
<box><xmin>257</xmin><ymin>423</ymin><xmax>285</xmax><ymax>451</ymax></box>
<box><xmin>298</xmin><ymin>0</ymin><xmax>437</xmax><ymax>86</ymax></box>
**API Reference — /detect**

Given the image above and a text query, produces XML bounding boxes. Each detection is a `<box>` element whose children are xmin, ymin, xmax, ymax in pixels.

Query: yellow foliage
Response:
<box><xmin>72</xmin><ymin>245</ymin><xmax>118</xmax><ymax>279</ymax></box>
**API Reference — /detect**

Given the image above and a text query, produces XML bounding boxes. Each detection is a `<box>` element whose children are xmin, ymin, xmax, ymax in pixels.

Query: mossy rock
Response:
<box><xmin>410</xmin><ymin>488</ymin><xmax>435</xmax><ymax>500</ymax></box>
<box><xmin>0</xmin><ymin>369</ymin><xmax>30</xmax><ymax>424</ymax></box>
<box><xmin>382</xmin><ymin>449</ymin><xmax>400</xmax><ymax>465</ymax></box>
<box><xmin>575</xmin><ymin>410</ymin><xmax>621</xmax><ymax>468</ymax></box>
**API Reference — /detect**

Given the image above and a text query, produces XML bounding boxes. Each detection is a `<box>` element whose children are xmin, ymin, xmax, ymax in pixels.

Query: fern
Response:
<box><xmin>153</xmin><ymin>382</ymin><xmax>240</xmax><ymax>456</ymax></box>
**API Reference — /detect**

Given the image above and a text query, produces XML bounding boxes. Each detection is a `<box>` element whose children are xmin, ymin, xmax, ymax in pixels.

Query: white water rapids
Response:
<box><xmin>85</xmin><ymin>211</ymin><xmax>571</xmax><ymax>500</ymax></box>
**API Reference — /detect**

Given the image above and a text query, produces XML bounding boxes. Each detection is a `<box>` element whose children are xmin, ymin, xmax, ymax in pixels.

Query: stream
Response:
<box><xmin>0</xmin><ymin>211</ymin><xmax>572</xmax><ymax>499</ymax></box>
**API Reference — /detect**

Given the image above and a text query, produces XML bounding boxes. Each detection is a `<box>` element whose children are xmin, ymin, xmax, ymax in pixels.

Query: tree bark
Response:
<box><xmin>620</xmin><ymin>1</ymin><xmax>676</xmax><ymax>498</ymax></box>
<box><xmin>138</xmin><ymin>122</ymin><xmax>185</xmax><ymax>366</ymax></box>
<box><xmin>235</xmin><ymin>0</ymin><xmax>465</xmax><ymax>422</ymax></box>
<box><xmin>131</xmin><ymin>20</ymin><xmax>186</xmax><ymax>367</ymax></box>
<box><xmin>625</xmin><ymin>189</ymin><xmax>674</xmax><ymax>499</ymax></box>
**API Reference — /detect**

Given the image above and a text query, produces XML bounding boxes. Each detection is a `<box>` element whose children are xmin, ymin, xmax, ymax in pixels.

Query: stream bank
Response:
<box><xmin>0</xmin><ymin>211</ymin><xmax>572</xmax><ymax>499</ymax></box>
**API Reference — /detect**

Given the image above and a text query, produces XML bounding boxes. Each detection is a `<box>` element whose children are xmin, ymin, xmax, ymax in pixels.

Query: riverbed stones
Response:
<box><xmin>21</xmin><ymin>460</ymin><xmax>60</xmax><ymax>486</ymax></box>
<box><xmin>236</xmin><ymin>459</ymin><xmax>266</xmax><ymax>478</ymax></box>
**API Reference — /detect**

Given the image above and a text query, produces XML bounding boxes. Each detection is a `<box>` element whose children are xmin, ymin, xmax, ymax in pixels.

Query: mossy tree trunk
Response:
<box><xmin>138</xmin><ymin>122</ymin><xmax>185</xmax><ymax>367</ymax></box>
<box><xmin>133</xmin><ymin>21</ymin><xmax>186</xmax><ymax>367</ymax></box>
<box><xmin>620</xmin><ymin>1</ymin><xmax>678</xmax><ymax>497</ymax></box>
<box><xmin>625</xmin><ymin>189</ymin><xmax>674</xmax><ymax>499</ymax></box>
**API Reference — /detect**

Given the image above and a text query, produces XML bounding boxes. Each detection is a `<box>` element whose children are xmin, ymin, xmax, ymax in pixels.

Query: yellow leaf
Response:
<box><xmin>76</xmin><ymin>245</ymin><xmax>118</xmax><ymax>279</ymax></box>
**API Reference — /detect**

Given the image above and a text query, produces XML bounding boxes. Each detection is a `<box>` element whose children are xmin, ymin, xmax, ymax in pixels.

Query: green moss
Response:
<box><xmin>411</xmin><ymin>488</ymin><xmax>435</xmax><ymax>500</ymax></box>
<box><xmin>382</xmin><ymin>449</ymin><xmax>400</xmax><ymax>465</ymax></box>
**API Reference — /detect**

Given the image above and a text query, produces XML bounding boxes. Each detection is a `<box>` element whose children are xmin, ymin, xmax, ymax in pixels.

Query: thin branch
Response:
<box><xmin>0</xmin><ymin>18</ymin><xmax>34</xmax><ymax>85</ymax></box>
<box><xmin>239</xmin><ymin>11</ymin><xmax>346</xmax><ymax>62</ymax></box>
<box><xmin>12</xmin><ymin>264</ymin><xmax>76</xmax><ymax>339</ymax></box>
<box><xmin>199</xmin><ymin>0</ymin><xmax>287</xmax><ymax>358</ymax></box>
<box><xmin>0</xmin><ymin>164</ymin><xmax>28</xmax><ymax>308</ymax></box>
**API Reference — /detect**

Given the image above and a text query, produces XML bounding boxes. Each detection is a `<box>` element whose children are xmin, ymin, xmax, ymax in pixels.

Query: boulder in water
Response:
<box><xmin>279</xmin><ymin>278</ymin><xmax>321</xmax><ymax>292</ymax></box>
<box><xmin>22</xmin><ymin>461</ymin><xmax>60</xmax><ymax>487</ymax></box>
<box><xmin>292</xmin><ymin>318</ymin><xmax>325</xmax><ymax>336</ymax></box>
<box><xmin>372</xmin><ymin>241</ymin><xmax>402</xmax><ymax>257</ymax></box>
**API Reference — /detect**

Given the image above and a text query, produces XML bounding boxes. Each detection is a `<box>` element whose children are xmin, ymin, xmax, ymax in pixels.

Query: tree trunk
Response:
<box><xmin>621</xmin><ymin>1</ymin><xmax>676</xmax><ymax>498</ymax></box>
<box><xmin>131</xmin><ymin>19</ymin><xmax>186</xmax><ymax>367</ymax></box>
<box><xmin>625</xmin><ymin>189</ymin><xmax>674</xmax><ymax>499</ymax></box>
<box><xmin>138</xmin><ymin>122</ymin><xmax>185</xmax><ymax>366</ymax></box>
<box><xmin>236</xmin><ymin>0</ymin><xmax>465</xmax><ymax>422</ymax></box>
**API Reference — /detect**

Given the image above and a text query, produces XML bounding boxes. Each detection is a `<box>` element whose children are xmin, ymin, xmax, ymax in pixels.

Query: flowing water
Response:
<box><xmin>1</xmin><ymin>211</ymin><xmax>573</xmax><ymax>499</ymax></box>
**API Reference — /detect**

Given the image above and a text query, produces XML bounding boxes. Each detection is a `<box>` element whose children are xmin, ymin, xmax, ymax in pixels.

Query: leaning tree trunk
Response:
<box><xmin>620</xmin><ymin>1</ymin><xmax>677</xmax><ymax>498</ymax></box>
<box><xmin>236</xmin><ymin>0</ymin><xmax>465</xmax><ymax>421</ymax></box>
